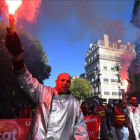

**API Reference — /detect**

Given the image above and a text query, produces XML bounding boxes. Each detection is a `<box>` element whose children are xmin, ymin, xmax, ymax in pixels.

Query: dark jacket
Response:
<box><xmin>106</xmin><ymin>104</ymin><xmax>113</xmax><ymax>118</ymax></box>
<box><xmin>81</xmin><ymin>107</ymin><xmax>89</xmax><ymax>116</ymax></box>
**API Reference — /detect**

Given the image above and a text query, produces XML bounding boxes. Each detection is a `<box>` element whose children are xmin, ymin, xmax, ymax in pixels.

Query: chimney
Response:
<box><xmin>90</xmin><ymin>44</ymin><xmax>93</xmax><ymax>48</ymax></box>
<box><xmin>117</xmin><ymin>40</ymin><xmax>121</xmax><ymax>43</ymax></box>
<box><xmin>126</xmin><ymin>42</ymin><xmax>130</xmax><ymax>45</ymax></box>
<box><xmin>104</xmin><ymin>34</ymin><xmax>109</xmax><ymax>47</ymax></box>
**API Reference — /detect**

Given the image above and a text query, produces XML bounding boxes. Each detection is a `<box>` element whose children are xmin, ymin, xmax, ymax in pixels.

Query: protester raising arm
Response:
<box><xmin>5</xmin><ymin>30</ymin><xmax>53</xmax><ymax>104</ymax></box>
<box><xmin>5</xmin><ymin>29</ymin><xmax>89</xmax><ymax>140</ymax></box>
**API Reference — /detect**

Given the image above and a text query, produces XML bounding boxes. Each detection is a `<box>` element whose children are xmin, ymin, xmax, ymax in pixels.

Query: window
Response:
<box><xmin>97</xmin><ymin>63</ymin><xmax>99</xmax><ymax>68</ymax></box>
<box><xmin>111</xmin><ymin>74</ymin><xmax>118</xmax><ymax>82</ymax></box>
<box><xmin>110</xmin><ymin>63</ymin><xmax>114</xmax><ymax>70</ymax></box>
<box><xmin>102</xmin><ymin>50</ymin><xmax>106</xmax><ymax>56</ymax></box>
<box><xmin>103</xmin><ymin>73</ymin><xmax>109</xmax><ymax>82</ymax></box>
<box><xmin>111</xmin><ymin>67</ymin><xmax>114</xmax><ymax>70</ymax></box>
<box><xmin>92</xmin><ymin>76</ymin><xmax>95</xmax><ymax>82</ymax></box>
<box><xmin>103</xmin><ymin>62</ymin><xmax>107</xmax><ymax>70</ymax></box>
<box><xmin>114</xmin><ymin>45</ymin><xmax>117</xmax><ymax>49</ymax></box>
<box><xmin>104</xmin><ymin>85</ymin><xmax>110</xmax><ymax>95</ymax></box>
<box><xmin>109</xmin><ymin>42</ymin><xmax>113</xmax><ymax>48</ymax></box>
<box><xmin>112</xmin><ymin>86</ymin><xmax>118</xmax><ymax>95</ymax></box>
<box><xmin>104</xmin><ymin>66</ymin><xmax>107</xmax><ymax>70</ymax></box>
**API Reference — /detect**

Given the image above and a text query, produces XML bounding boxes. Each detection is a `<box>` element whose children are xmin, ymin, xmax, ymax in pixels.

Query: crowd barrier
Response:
<box><xmin>0</xmin><ymin>115</ymin><xmax>100</xmax><ymax>140</ymax></box>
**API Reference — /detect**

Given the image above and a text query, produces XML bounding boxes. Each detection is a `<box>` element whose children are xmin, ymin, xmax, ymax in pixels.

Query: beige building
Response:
<box><xmin>85</xmin><ymin>34</ymin><xmax>135</xmax><ymax>103</ymax></box>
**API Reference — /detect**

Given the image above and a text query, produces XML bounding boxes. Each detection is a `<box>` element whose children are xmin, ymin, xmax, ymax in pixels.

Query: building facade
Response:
<box><xmin>85</xmin><ymin>34</ymin><xmax>135</xmax><ymax>103</ymax></box>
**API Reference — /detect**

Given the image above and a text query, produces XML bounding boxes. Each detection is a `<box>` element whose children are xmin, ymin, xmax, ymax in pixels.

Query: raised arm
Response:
<box><xmin>5</xmin><ymin>30</ymin><xmax>47</xmax><ymax>104</ymax></box>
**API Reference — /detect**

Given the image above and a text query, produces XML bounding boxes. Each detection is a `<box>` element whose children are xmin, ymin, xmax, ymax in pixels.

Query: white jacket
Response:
<box><xmin>15</xmin><ymin>65</ymin><xmax>89</xmax><ymax>140</ymax></box>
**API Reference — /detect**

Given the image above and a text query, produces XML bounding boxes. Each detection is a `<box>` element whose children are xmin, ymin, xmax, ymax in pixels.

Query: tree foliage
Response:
<box><xmin>131</xmin><ymin>0</ymin><xmax>140</xmax><ymax>29</ymax></box>
<box><xmin>127</xmin><ymin>1</ymin><xmax>140</xmax><ymax>94</ymax></box>
<box><xmin>0</xmin><ymin>20</ymin><xmax>51</xmax><ymax>118</ymax></box>
<box><xmin>70</xmin><ymin>78</ymin><xmax>92</xmax><ymax>100</ymax></box>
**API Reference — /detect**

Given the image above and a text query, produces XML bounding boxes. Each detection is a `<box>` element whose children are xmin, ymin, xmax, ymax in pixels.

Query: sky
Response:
<box><xmin>1</xmin><ymin>0</ymin><xmax>140</xmax><ymax>87</ymax></box>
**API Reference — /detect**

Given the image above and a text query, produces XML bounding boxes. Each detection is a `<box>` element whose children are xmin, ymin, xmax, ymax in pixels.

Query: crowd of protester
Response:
<box><xmin>81</xmin><ymin>99</ymin><xmax>113</xmax><ymax>139</ymax></box>
<box><xmin>3</xmin><ymin>96</ymin><xmax>139</xmax><ymax>140</ymax></box>
<box><xmin>81</xmin><ymin>96</ymin><xmax>140</xmax><ymax>140</ymax></box>
<box><xmin>5</xmin><ymin>102</ymin><xmax>36</xmax><ymax>119</ymax></box>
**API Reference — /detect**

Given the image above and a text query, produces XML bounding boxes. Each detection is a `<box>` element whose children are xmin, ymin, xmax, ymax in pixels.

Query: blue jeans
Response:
<box><xmin>115</xmin><ymin>126</ymin><xmax>129</xmax><ymax>140</ymax></box>
<box><xmin>106</xmin><ymin>116</ymin><xmax>113</xmax><ymax>135</ymax></box>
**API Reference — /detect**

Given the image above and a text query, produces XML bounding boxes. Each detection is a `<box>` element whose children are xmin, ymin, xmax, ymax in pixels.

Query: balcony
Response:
<box><xmin>85</xmin><ymin>55</ymin><xmax>99</xmax><ymax>68</ymax></box>
<box><xmin>104</xmin><ymin>92</ymin><xmax>110</xmax><ymax>95</ymax></box>
<box><xmin>91</xmin><ymin>79</ymin><xmax>100</xmax><ymax>84</ymax></box>
<box><xmin>99</xmin><ymin>54</ymin><xmax>121</xmax><ymax>60</ymax></box>
<box><xmin>85</xmin><ymin>54</ymin><xmax>122</xmax><ymax>68</ymax></box>
<box><xmin>103</xmin><ymin>78</ymin><xmax>109</xmax><ymax>82</ymax></box>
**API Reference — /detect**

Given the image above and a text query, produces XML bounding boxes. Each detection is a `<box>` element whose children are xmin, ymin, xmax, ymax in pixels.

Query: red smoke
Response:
<box><xmin>119</xmin><ymin>51</ymin><xmax>134</xmax><ymax>84</ymax></box>
<box><xmin>16</xmin><ymin>0</ymin><xmax>42</xmax><ymax>23</ymax></box>
<box><xmin>1</xmin><ymin>0</ymin><xmax>42</xmax><ymax>23</ymax></box>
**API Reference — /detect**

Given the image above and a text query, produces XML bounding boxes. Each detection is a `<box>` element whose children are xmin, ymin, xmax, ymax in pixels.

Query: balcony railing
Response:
<box><xmin>91</xmin><ymin>79</ymin><xmax>100</xmax><ymax>84</ymax></box>
<box><xmin>85</xmin><ymin>54</ymin><xmax>122</xmax><ymax>67</ymax></box>
<box><xmin>103</xmin><ymin>78</ymin><xmax>109</xmax><ymax>82</ymax></box>
<box><xmin>99</xmin><ymin>54</ymin><xmax>121</xmax><ymax>60</ymax></box>
<box><xmin>104</xmin><ymin>92</ymin><xmax>110</xmax><ymax>95</ymax></box>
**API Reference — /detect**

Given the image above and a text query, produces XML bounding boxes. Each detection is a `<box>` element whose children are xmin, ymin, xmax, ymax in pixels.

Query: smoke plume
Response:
<box><xmin>0</xmin><ymin>0</ymin><xmax>41</xmax><ymax>23</ymax></box>
<box><xmin>16</xmin><ymin>0</ymin><xmax>42</xmax><ymax>23</ymax></box>
<box><xmin>119</xmin><ymin>51</ymin><xmax>134</xmax><ymax>83</ymax></box>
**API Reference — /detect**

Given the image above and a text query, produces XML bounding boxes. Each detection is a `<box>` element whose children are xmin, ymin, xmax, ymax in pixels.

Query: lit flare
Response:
<box><xmin>5</xmin><ymin>0</ymin><xmax>22</xmax><ymax>33</ymax></box>
<box><xmin>124</xmin><ymin>80</ymin><xmax>128</xmax><ymax>93</ymax></box>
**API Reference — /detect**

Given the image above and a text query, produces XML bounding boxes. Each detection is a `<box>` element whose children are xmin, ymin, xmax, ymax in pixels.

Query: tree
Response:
<box><xmin>70</xmin><ymin>77</ymin><xmax>92</xmax><ymax>100</ymax></box>
<box><xmin>131</xmin><ymin>0</ymin><xmax>140</xmax><ymax>29</ymax></box>
<box><xmin>0</xmin><ymin>20</ymin><xmax>51</xmax><ymax>118</ymax></box>
<box><xmin>128</xmin><ymin>0</ymin><xmax>140</xmax><ymax>94</ymax></box>
<box><xmin>131</xmin><ymin>0</ymin><xmax>140</xmax><ymax>62</ymax></box>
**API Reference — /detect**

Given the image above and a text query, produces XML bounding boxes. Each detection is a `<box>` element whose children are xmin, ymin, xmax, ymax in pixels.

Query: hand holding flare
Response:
<box><xmin>5</xmin><ymin>1</ymin><xmax>24</xmax><ymax>57</ymax></box>
<box><xmin>5</xmin><ymin>0</ymin><xmax>22</xmax><ymax>33</ymax></box>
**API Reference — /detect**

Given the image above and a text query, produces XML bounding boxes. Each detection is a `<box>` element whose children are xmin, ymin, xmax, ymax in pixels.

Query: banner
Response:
<box><xmin>0</xmin><ymin>115</ymin><xmax>100</xmax><ymax>140</ymax></box>
<box><xmin>84</xmin><ymin>115</ymin><xmax>100</xmax><ymax>140</ymax></box>
<box><xmin>0</xmin><ymin>119</ymin><xmax>32</xmax><ymax>140</ymax></box>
